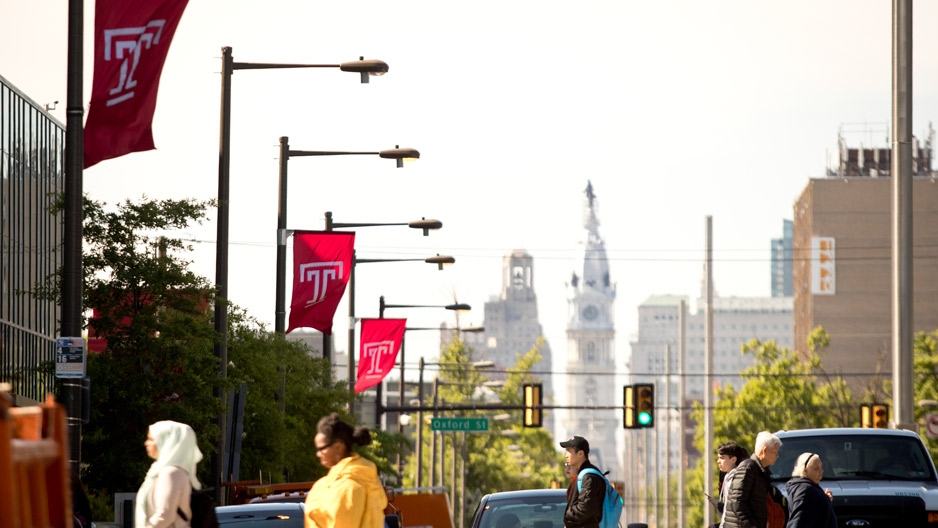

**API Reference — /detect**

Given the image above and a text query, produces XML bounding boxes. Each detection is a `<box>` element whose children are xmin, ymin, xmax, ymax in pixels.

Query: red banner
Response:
<box><xmin>84</xmin><ymin>0</ymin><xmax>189</xmax><ymax>169</ymax></box>
<box><xmin>288</xmin><ymin>231</ymin><xmax>355</xmax><ymax>335</ymax></box>
<box><xmin>356</xmin><ymin>318</ymin><xmax>406</xmax><ymax>393</ymax></box>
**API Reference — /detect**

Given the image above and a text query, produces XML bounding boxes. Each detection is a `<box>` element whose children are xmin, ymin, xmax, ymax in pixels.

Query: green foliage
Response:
<box><xmin>63</xmin><ymin>196</ymin><xmax>396</xmax><ymax>507</ymax></box>
<box><xmin>225</xmin><ymin>309</ymin><xmax>352</xmax><ymax>483</ymax></box>
<box><xmin>403</xmin><ymin>335</ymin><xmax>563</xmax><ymax>527</ymax></box>
<box><xmin>685</xmin><ymin>334</ymin><xmax>851</xmax><ymax>528</ymax></box>
<box><xmin>79</xmin><ymin>197</ymin><xmax>220</xmax><ymax>494</ymax></box>
<box><xmin>913</xmin><ymin>331</ymin><xmax>938</xmax><ymax>462</ymax></box>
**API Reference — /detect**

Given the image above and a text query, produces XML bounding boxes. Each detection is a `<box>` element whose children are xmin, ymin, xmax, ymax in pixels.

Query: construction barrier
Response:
<box><xmin>0</xmin><ymin>387</ymin><xmax>73</xmax><ymax>528</ymax></box>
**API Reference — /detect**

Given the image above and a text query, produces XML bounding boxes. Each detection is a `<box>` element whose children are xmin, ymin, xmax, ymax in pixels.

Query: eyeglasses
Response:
<box><xmin>316</xmin><ymin>441</ymin><xmax>334</xmax><ymax>453</ymax></box>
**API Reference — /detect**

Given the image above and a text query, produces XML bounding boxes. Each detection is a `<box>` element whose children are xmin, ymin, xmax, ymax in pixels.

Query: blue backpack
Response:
<box><xmin>576</xmin><ymin>468</ymin><xmax>624</xmax><ymax>528</ymax></box>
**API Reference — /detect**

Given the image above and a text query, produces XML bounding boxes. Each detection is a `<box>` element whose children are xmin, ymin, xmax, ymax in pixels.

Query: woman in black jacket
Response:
<box><xmin>785</xmin><ymin>452</ymin><xmax>837</xmax><ymax>528</ymax></box>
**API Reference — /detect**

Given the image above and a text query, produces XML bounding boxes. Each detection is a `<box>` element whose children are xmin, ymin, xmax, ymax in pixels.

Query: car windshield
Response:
<box><xmin>474</xmin><ymin>493</ymin><xmax>566</xmax><ymax>528</ymax></box>
<box><xmin>772</xmin><ymin>434</ymin><xmax>936</xmax><ymax>482</ymax></box>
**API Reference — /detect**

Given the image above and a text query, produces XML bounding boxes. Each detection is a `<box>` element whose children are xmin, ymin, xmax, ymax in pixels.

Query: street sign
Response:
<box><xmin>926</xmin><ymin>413</ymin><xmax>938</xmax><ymax>439</ymax></box>
<box><xmin>55</xmin><ymin>336</ymin><xmax>86</xmax><ymax>379</ymax></box>
<box><xmin>430</xmin><ymin>417</ymin><xmax>489</xmax><ymax>433</ymax></box>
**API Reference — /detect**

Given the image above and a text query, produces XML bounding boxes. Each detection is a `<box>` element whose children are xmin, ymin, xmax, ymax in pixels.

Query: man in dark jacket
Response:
<box><xmin>561</xmin><ymin>436</ymin><xmax>605</xmax><ymax>528</ymax></box>
<box><xmin>722</xmin><ymin>431</ymin><xmax>782</xmax><ymax>528</ymax></box>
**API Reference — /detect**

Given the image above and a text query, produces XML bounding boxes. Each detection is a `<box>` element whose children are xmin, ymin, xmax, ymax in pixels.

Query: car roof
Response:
<box><xmin>480</xmin><ymin>489</ymin><xmax>567</xmax><ymax>501</ymax></box>
<box><xmin>775</xmin><ymin>428</ymin><xmax>921</xmax><ymax>438</ymax></box>
<box><xmin>216</xmin><ymin>502</ymin><xmax>305</xmax><ymax>522</ymax></box>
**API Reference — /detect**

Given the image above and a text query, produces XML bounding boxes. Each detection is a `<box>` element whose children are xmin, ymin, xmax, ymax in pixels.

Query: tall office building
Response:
<box><xmin>794</xmin><ymin>127</ymin><xmax>938</xmax><ymax>392</ymax></box>
<box><xmin>771</xmin><ymin>219</ymin><xmax>794</xmax><ymax>297</ymax></box>
<box><xmin>480</xmin><ymin>249</ymin><xmax>554</xmax><ymax>433</ymax></box>
<box><xmin>564</xmin><ymin>182</ymin><xmax>619</xmax><ymax>475</ymax></box>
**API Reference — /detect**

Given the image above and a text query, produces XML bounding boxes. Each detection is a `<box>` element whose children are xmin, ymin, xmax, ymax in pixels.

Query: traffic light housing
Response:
<box><xmin>872</xmin><ymin>403</ymin><xmax>889</xmax><ymax>428</ymax></box>
<box><xmin>623</xmin><ymin>385</ymin><xmax>636</xmax><ymax>429</ymax></box>
<box><xmin>523</xmin><ymin>383</ymin><xmax>542</xmax><ymax>427</ymax></box>
<box><xmin>635</xmin><ymin>383</ymin><xmax>654</xmax><ymax>428</ymax></box>
<box><xmin>860</xmin><ymin>403</ymin><xmax>889</xmax><ymax>428</ymax></box>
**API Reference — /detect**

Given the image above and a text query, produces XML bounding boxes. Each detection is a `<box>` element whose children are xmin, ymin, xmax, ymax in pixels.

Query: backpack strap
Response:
<box><xmin>576</xmin><ymin>467</ymin><xmax>605</xmax><ymax>492</ymax></box>
<box><xmin>177</xmin><ymin>507</ymin><xmax>189</xmax><ymax>522</ymax></box>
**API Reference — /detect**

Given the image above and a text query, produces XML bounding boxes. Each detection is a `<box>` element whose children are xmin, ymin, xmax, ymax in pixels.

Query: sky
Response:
<box><xmin>3</xmin><ymin>1</ymin><xmax>938</xmax><ymax>392</ymax></box>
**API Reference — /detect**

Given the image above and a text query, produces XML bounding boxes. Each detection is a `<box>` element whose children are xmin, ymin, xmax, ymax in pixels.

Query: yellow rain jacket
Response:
<box><xmin>305</xmin><ymin>453</ymin><xmax>388</xmax><ymax>528</ymax></box>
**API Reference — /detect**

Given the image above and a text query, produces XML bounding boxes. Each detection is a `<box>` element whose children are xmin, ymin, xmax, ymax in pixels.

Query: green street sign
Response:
<box><xmin>430</xmin><ymin>417</ymin><xmax>489</xmax><ymax>433</ymax></box>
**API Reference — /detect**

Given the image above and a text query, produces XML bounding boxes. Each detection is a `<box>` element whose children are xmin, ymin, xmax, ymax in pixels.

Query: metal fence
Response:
<box><xmin>0</xmin><ymin>73</ymin><xmax>65</xmax><ymax>403</ymax></box>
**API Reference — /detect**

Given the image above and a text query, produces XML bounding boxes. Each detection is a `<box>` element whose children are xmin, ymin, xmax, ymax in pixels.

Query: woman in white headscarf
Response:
<box><xmin>135</xmin><ymin>420</ymin><xmax>203</xmax><ymax>528</ymax></box>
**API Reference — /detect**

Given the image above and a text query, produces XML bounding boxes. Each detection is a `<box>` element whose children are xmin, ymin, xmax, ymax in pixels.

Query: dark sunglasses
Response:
<box><xmin>316</xmin><ymin>441</ymin><xmax>334</xmax><ymax>453</ymax></box>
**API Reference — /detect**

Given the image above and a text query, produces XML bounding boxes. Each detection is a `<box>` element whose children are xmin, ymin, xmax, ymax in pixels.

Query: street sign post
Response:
<box><xmin>430</xmin><ymin>417</ymin><xmax>489</xmax><ymax>433</ymax></box>
<box><xmin>55</xmin><ymin>336</ymin><xmax>86</xmax><ymax>379</ymax></box>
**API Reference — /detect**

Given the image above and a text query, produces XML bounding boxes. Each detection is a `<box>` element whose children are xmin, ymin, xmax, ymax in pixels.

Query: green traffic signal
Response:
<box><xmin>637</xmin><ymin>411</ymin><xmax>652</xmax><ymax>426</ymax></box>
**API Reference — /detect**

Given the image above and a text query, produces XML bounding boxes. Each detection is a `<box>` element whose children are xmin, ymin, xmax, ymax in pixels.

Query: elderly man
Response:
<box><xmin>721</xmin><ymin>431</ymin><xmax>782</xmax><ymax>528</ymax></box>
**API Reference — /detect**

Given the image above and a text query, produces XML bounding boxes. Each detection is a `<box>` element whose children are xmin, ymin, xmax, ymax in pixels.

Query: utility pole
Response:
<box><xmin>891</xmin><ymin>0</ymin><xmax>914</xmax><ymax>431</ymax></box>
<box><xmin>703</xmin><ymin>216</ymin><xmax>715</xmax><ymax>528</ymax></box>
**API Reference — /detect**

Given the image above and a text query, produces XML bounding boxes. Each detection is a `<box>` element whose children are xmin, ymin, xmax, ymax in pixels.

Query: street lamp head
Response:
<box><xmin>460</xmin><ymin>325</ymin><xmax>485</xmax><ymax>333</ymax></box>
<box><xmin>425</xmin><ymin>254</ymin><xmax>455</xmax><ymax>269</ymax></box>
<box><xmin>339</xmin><ymin>57</ymin><xmax>389</xmax><ymax>83</ymax></box>
<box><xmin>379</xmin><ymin>146</ymin><xmax>420</xmax><ymax>168</ymax></box>
<box><xmin>410</xmin><ymin>218</ymin><xmax>442</xmax><ymax>236</ymax></box>
<box><xmin>444</xmin><ymin>302</ymin><xmax>471</xmax><ymax>311</ymax></box>
<box><xmin>471</xmin><ymin>360</ymin><xmax>495</xmax><ymax>369</ymax></box>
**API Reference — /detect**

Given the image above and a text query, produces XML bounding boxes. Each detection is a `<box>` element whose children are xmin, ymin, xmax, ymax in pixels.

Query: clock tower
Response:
<box><xmin>565</xmin><ymin>181</ymin><xmax>618</xmax><ymax>474</ymax></box>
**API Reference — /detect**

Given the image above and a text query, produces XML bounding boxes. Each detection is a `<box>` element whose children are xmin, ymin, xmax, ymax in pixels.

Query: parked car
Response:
<box><xmin>216</xmin><ymin>502</ymin><xmax>305</xmax><ymax>527</ymax></box>
<box><xmin>469</xmin><ymin>489</ymin><xmax>567</xmax><ymax>528</ymax></box>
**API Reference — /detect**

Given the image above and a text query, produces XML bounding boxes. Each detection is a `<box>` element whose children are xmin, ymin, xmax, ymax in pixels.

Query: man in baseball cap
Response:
<box><xmin>560</xmin><ymin>436</ymin><xmax>605</xmax><ymax>528</ymax></box>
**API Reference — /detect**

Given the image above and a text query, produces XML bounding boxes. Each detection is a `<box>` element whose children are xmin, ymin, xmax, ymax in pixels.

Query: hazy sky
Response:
<box><xmin>3</xmin><ymin>1</ymin><xmax>937</xmax><ymax>387</ymax></box>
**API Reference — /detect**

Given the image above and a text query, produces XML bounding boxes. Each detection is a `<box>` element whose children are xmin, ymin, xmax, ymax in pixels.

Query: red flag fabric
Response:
<box><xmin>288</xmin><ymin>231</ymin><xmax>355</xmax><ymax>335</ymax></box>
<box><xmin>356</xmin><ymin>318</ymin><xmax>406</xmax><ymax>393</ymax></box>
<box><xmin>84</xmin><ymin>0</ymin><xmax>189</xmax><ymax>169</ymax></box>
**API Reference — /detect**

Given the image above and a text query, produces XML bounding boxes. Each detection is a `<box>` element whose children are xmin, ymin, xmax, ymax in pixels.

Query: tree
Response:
<box><xmin>404</xmin><ymin>335</ymin><xmax>562</xmax><ymax>527</ymax></box>
<box><xmin>225</xmin><ymin>308</ymin><xmax>352</xmax><ymax>483</ymax></box>
<box><xmin>40</xmin><ymin>196</ymin><xmax>398</xmax><ymax>504</ymax></box>
<box><xmin>684</xmin><ymin>333</ymin><xmax>851</xmax><ymax>528</ymax></box>
<box><xmin>74</xmin><ymin>197</ymin><xmax>221</xmax><ymax>494</ymax></box>
<box><xmin>912</xmin><ymin>331</ymin><xmax>938</xmax><ymax>461</ymax></box>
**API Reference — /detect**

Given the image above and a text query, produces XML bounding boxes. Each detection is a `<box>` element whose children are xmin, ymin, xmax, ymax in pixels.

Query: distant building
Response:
<box><xmin>564</xmin><ymin>182</ymin><xmax>619</xmax><ymax>475</ymax></box>
<box><xmin>793</xmin><ymin>126</ymin><xmax>938</xmax><ymax>393</ymax></box>
<box><xmin>480</xmin><ymin>249</ymin><xmax>555</xmax><ymax>434</ymax></box>
<box><xmin>627</xmin><ymin>290</ymin><xmax>793</xmax><ymax>487</ymax></box>
<box><xmin>771</xmin><ymin>219</ymin><xmax>794</xmax><ymax>297</ymax></box>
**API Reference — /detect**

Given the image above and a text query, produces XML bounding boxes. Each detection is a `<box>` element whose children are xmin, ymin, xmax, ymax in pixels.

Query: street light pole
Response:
<box><xmin>346</xmin><ymin>256</ymin><xmax>454</xmax><ymax>420</ymax></box>
<box><xmin>214</xmin><ymin>47</ymin><xmax>388</xmax><ymax>500</ymax></box>
<box><xmin>273</xmin><ymin>140</ymin><xmax>420</xmax><ymax>364</ymax></box>
<box><xmin>378</xmin><ymin>297</ymin><xmax>469</xmax><ymax>427</ymax></box>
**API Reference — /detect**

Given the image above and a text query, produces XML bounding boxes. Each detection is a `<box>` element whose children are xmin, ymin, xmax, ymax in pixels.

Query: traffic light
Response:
<box><xmin>623</xmin><ymin>385</ymin><xmax>636</xmax><ymax>429</ymax></box>
<box><xmin>635</xmin><ymin>383</ymin><xmax>654</xmax><ymax>428</ymax></box>
<box><xmin>871</xmin><ymin>403</ymin><xmax>889</xmax><ymax>429</ymax></box>
<box><xmin>860</xmin><ymin>403</ymin><xmax>889</xmax><ymax>428</ymax></box>
<box><xmin>523</xmin><ymin>383</ymin><xmax>542</xmax><ymax>427</ymax></box>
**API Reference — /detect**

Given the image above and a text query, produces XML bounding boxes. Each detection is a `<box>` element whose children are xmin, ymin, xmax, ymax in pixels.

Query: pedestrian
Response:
<box><xmin>785</xmin><ymin>452</ymin><xmax>836</xmax><ymax>528</ymax></box>
<box><xmin>135</xmin><ymin>420</ymin><xmax>204</xmax><ymax>528</ymax></box>
<box><xmin>722</xmin><ymin>431</ymin><xmax>782</xmax><ymax>528</ymax></box>
<box><xmin>708</xmin><ymin>441</ymin><xmax>750</xmax><ymax>524</ymax></box>
<box><xmin>560</xmin><ymin>435</ymin><xmax>605</xmax><ymax>528</ymax></box>
<box><xmin>564</xmin><ymin>462</ymin><xmax>578</xmax><ymax>502</ymax></box>
<box><xmin>305</xmin><ymin>413</ymin><xmax>388</xmax><ymax>528</ymax></box>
